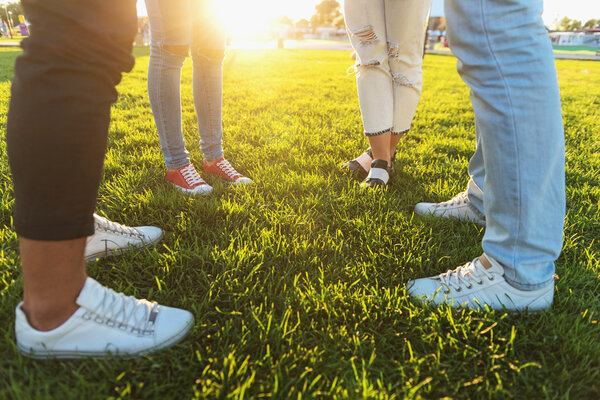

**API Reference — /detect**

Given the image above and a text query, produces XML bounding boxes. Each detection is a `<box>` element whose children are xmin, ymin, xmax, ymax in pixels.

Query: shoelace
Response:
<box><xmin>180</xmin><ymin>164</ymin><xmax>206</xmax><ymax>187</ymax></box>
<box><xmin>83</xmin><ymin>286</ymin><xmax>158</xmax><ymax>335</ymax></box>
<box><xmin>94</xmin><ymin>215</ymin><xmax>143</xmax><ymax>239</ymax></box>
<box><xmin>438</xmin><ymin>191</ymin><xmax>468</xmax><ymax>208</ymax></box>
<box><xmin>216</xmin><ymin>159</ymin><xmax>241</xmax><ymax>180</ymax></box>
<box><xmin>438</xmin><ymin>260</ymin><xmax>495</xmax><ymax>293</ymax></box>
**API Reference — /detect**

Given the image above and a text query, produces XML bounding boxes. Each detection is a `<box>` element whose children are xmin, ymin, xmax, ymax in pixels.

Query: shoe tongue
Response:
<box><xmin>475</xmin><ymin>256</ymin><xmax>504</xmax><ymax>275</ymax></box>
<box><xmin>76</xmin><ymin>277</ymin><xmax>106</xmax><ymax>310</ymax></box>
<box><xmin>76</xmin><ymin>277</ymin><xmax>152</xmax><ymax>322</ymax></box>
<box><xmin>355</xmin><ymin>151</ymin><xmax>373</xmax><ymax>172</ymax></box>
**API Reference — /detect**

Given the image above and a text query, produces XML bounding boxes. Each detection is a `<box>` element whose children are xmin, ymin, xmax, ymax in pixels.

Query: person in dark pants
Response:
<box><xmin>7</xmin><ymin>0</ymin><xmax>193</xmax><ymax>359</ymax></box>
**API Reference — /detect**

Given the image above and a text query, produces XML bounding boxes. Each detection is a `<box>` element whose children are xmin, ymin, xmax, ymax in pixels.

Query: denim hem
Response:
<box><xmin>202</xmin><ymin>150</ymin><xmax>224</xmax><ymax>163</ymax></box>
<box><xmin>504</xmin><ymin>274</ymin><xmax>555</xmax><ymax>291</ymax></box>
<box><xmin>391</xmin><ymin>129</ymin><xmax>409</xmax><ymax>136</ymax></box>
<box><xmin>467</xmin><ymin>202</ymin><xmax>486</xmax><ymax>222</ymax></box>
<box><xmin>167</xmin><ymin>159</ymin><xmax>192</xmax><ymax>170</ymax></box>
<box><xmin>364</xmin><ymin>127</ymin><xmax>393</xmax><ymax>137</ymax></box>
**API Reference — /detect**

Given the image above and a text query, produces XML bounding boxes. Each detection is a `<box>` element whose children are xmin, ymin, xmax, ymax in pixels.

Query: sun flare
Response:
<box><xmin>214</xmin><ymin>0</ymin><xmax>324</xmax><ymax>36</ymax></box>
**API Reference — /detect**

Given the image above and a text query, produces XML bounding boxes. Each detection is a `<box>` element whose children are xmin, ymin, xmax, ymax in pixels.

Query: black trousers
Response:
<box><xmin>6</xmin><ymin>0</ymin><xmax>138</xmax><ymax>240</ymax></box>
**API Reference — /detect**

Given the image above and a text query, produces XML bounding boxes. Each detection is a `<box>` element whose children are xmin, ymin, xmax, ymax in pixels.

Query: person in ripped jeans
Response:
<box><xmin>145</xmin><ymin>0</ymin><xmax>252</xmax><ymax>196</ymax></box>
<box><xmin>341</xmin><ymin>0</ymin><xmax>431</xmax><ymax>188</ymax></box>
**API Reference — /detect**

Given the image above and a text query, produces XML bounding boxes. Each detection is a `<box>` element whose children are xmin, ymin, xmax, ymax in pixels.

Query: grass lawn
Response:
<box><xmin>552</xmin><ymin>45</ymin><xmax>599</xmax><ymax>56</ymax></box>
<box><xmin>0</xmin><ymin>47</ymin><xmax>599</xmax><ymax>399</ymax></box>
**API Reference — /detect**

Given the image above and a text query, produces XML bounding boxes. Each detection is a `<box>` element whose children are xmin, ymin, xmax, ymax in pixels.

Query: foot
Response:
<box><xmin>341</xmin><ymin>148</ymin><xmax>373</xmax><ymax>180</ymax></box>
<box><xmin>414</xmin><ymin>191</ymin><xmax>485</xmax><ymax>225</ymax></box>
<box><xmin>85</xmin><ymin>214</ymin><xmax>163</xmax><ymax>262</ymax></box>
<box><xmin>203</xmin><ymin>158</ymin><xmax>252</xmax><ymax>186</ymax></box>
<box><xmin>360</xmin><ymin>159</ymin><xmax>391</xmax><ymax>189</ymax></box>
<box><xmin>407</xmin><ymin>256</ymin><xmax>554</xmax><ymax>311</ymax></box>
<box><xmin>15</xmin><ymin>277</ymin><xmax>194</xmax><ymax>359</ymax></box>
<box><xmin>341</xmin><ymin>148</ymin><xmax>396</xmax><ymax>180</ymax></box>
<box><xmin>166</xmin><ymin>163</ymin><xmax>213</xmax><ymax>195</ymax></box>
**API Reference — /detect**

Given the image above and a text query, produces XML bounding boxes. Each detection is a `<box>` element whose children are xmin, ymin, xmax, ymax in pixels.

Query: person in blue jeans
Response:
<box><xmin>145</xmin><ymin>0</ymin><xmax>252</xmax><ymax>196</ymax></box>
<box><xmin>408</xmin><ymin>0</ymin><xmax>566</xmax><ymax>311</ymax></box>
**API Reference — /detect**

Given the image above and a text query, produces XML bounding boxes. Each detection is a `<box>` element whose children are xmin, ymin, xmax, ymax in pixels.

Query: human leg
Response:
<box><xmin>385</xmin><ymin>0</ymin><xmax>431</xmax><ymax>154</ymax></box>
<box><xmin>8</xmin><ymin>0</ymin><xmax>193</xmax><ymax>357</ymax></box>
<box><xmin>344</xmin><ymin>0</ymin><xmax>394</xmax><ymax>187</ymax></box>
<box><xmin>445</xmin><ymin>0</ymin><xmax>565</xmax><ymax>290</ymax></box>
<box><xmin>190</xmin><ymin>0</ymin><xmax>225</xmax><ymax>163</ymax></box>
<box><xmin>146</xmin><ymin>0</ymin><xmax>192</xmax><ymax>170</ymax></box>
<box><xmin>146</xmin><ymin>0</ymin><xmax>213</xmax><ymax>194</ymax></box>
<box><xmin>189</xmin><ymin>1</ymin><xmax>252</xmax><ymax>186</ymax></box>
<box><xmin>20</xmin><ymin>238</ymin><xmax>87</xmax><ymax>331</ymax></box>
<box><xmin>408</xmin><ymin>0</ymin><xmax>565</xmax><ymax>309</ymax></box>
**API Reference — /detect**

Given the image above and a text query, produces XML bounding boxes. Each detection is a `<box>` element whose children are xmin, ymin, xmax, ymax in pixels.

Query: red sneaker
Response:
<box><xmin>203</xmin><ymin>158</ymin><xmax>253</xmax><ymax>186</ymax></box>
<box><xmin>166</xmin><ymin>163</ymin><xmax>213</xmax><ymax>195</ymax></box>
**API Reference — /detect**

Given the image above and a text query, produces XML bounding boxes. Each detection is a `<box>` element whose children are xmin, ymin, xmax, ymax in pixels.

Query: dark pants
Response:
<box><xmin>6</xmin><ymin>0</ymin><xmax>138</xmax><ymax>240</ymax></box>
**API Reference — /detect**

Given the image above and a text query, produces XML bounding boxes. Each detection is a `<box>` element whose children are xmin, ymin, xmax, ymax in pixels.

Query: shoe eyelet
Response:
<box><xmin>466</xmin><ymin>284</ymin><xmax>472</xmax><ymax>289</ymax></box>
<box><xmin>455</xmin><ymin>287</ymin><xmax>462</xmax><ymax>292</ymax></box>
<box><xmin>489</xmin><ymin>277</ymin><xmax>494</xmax><ymax>281</ymax></box>
<box><xmin>443</xmin><ymin>289</ymin><xmax>450</xmax><ymax>294</ymax></box>
<box><xmin>477</xmin><ymin>280</ymin><xmax>484</xmax><ymax>285</ymax></box>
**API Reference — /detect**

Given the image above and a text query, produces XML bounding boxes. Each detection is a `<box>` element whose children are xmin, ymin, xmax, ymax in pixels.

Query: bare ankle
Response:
<box><xmin>21</xmin><ymin>301</ymin><xmax>79</xmax><ymax>331</ymax></box>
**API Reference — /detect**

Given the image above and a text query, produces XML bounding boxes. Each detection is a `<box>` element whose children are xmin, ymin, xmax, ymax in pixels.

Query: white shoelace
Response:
<box><xmin>180</xmin><ymin>164</ymin><xmax>206</xmax><ymax>187</ymax></box>
<box><xmin>94</xmin><ymin>214</ymin><xmax>143</xmax><ymax>239</ymax></box>
<box><xmin>216</xmin><ymin>159</ymin><xmax>241</xmax><ymax>180</ymax></box>
<box><xmin>83</xmin><ymin>286</ymin><xmax>158</xmax><ymax>335</ymax></box>
<box><xmin>438</xmin><ymin>260</ymin><xmax>495</xmax><ymax>293</ymax></box>
<box><xmin>437</xmin><ymin>191</ymin><xmax>468</xmax><ymax>208</ymax></box>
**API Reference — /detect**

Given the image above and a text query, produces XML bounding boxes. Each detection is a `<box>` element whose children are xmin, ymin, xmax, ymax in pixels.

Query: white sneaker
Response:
<box><xmin>85</xmin><ymin>214</ymin><xmax>163</xmax><ymax>262</ymax></box>
<box><xmin>406</xmin><ymin>257</ymin><xmax>554</xmax><ymax>311</ymax></box>
<box><xmin>414</xmin><ymin>191</ymin><xmax>486</xmax><ymax>225</ymax></box>
<box><xmin>15</xmin><ymin>277</ymin><xmax>194</xmax><ymax>359</ymax></box>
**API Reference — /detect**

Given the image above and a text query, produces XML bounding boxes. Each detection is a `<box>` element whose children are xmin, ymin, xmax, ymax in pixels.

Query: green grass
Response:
<box><xmin>552</xmin><ymin>45</ymin><xmax>599</xmax><ymax>55</ymax></box>
<box><xmin>1</xmin><ymin>46</ymin><xmax>599</xmax><ymax>399</ymax></box>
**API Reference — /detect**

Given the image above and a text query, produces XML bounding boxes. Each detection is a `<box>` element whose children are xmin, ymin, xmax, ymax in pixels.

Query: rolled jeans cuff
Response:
<box><xmin>364</xmin><ymin>127</ymin><xmax>393</xmax><ymax>137</ymax></box>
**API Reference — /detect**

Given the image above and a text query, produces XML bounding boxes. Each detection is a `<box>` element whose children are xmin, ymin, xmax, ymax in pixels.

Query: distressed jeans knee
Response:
<box><xmin>344</xmin><ymin>0</ymin><xmax>430</xmax><ymax>136</ymax></box>
<box><xmin>150</xmin><ymin>43</ymin><xmax>187</xmax><ymax>69</ymax></box>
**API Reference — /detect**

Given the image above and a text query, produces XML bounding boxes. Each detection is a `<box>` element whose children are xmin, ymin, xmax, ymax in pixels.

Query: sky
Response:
<box><xmin>136</xmin><ymin>0</ymin><xmax>600</xmax><ymax>29</ymax></box>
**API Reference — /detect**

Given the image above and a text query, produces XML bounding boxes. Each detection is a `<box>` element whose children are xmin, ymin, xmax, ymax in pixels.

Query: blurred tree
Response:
<box><xmin>557</xmin><ymin>17</ymin><xmax>584</xmax><ymax>31</ymax></box>
<box><xmin>296</xmin><ymin>19</ymin><xmax>310</xmax><ymax>29</ymax></box>
<box><xmin>569</xmin><ymin>19</ymin><xmax>582</xmax><ymax>31</ymax></box>
<box><xmin>310</xmin><ymin>0</ymin><xmax>342</xmax><ymax>28</ymax></box>
<box><xmin>333</xmin><ymin>14</ymin><xmax>345</xmax><ymax>29</ymax></box>
<box><xmin>583</xmin><ymin>19</ymin><xmax>599</xmax><ymax>29</ymax></box>
<box><xmin>271</xmin><ymin>16</ymin><xmax>293</xmax><ymax>26</ymax></box>
<box><xmin>4</xmin><ymin>2</ymin><xmax>24</xmax><ymax>26</ymax></box>
<box><xmin>557</xmin><ymin>17</ymin><xmax>572</xmax><ymax>31</ymax></box>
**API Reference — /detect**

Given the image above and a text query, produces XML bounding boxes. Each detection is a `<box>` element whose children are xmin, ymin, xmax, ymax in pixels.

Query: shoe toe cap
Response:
<box><xmin>136</xmin><ymin>226</ymin><xmax>163</xmax><ymax>244</ymax></box>
<box><xmin>414</xmin><ymin>203</ymin><xmax>436</xmax><ymax>215</ymax></box>
<box><xmin>407</xmin><ymin>277</ymin><xmax>447</xmax><ymax>301</ymax></box>
<box><xmin>155</xmin><ymin>307</ymin><xmax>194</xmax><ymax>343</ymax></box>
<box><xmin>192</xmin><ymin>185</ymin><xmax>213</xmax><ymax>195</ymax></box>
<box><xmin>232</xmin><ymin>177</ymin><xmax>253</xmax><ymax>186</ymax></box>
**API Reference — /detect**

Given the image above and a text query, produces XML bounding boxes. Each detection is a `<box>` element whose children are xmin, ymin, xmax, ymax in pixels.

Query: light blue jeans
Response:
<box><xmin>145</xmin><ymin>0</ymin><xmax>225</xmax><ymax>169</ymax></box>
<box><xmin>446</xmin><ymin>0</ymin><xmax>566</xmax><ymax>290</ymax></box>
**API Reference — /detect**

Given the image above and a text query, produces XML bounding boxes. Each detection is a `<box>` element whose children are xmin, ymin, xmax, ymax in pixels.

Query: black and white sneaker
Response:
<box><xmin>360</xmin><ymin>159</ymin><xmax>391</xmax><ymax>189</ymax></box>
<box><xmin>341</xmin><ymin>148</ymin><xmax>373</xmax><ymax>180</ymax></box>
<box><xmin>341</xmin><ymin>148</ymin><xmax>396</xmax><ymax>181</ymax></box>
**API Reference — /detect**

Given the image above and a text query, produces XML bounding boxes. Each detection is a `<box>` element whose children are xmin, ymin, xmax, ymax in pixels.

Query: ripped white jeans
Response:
<box><xmin>344</xmin><ymin>0</ymin><xmax>431</xmax><ymax>136</ymax></box>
